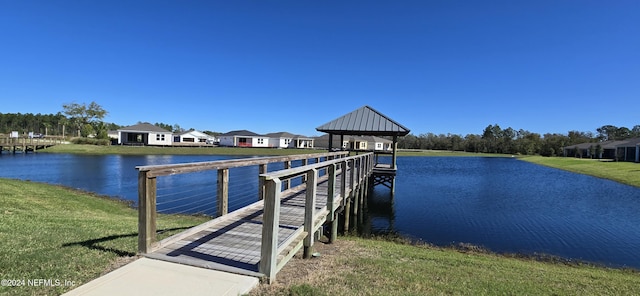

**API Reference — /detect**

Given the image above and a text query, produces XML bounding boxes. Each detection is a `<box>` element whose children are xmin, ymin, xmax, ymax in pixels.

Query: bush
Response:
<box><xmin>71</xmin><ymin>137</ymin><xmax>111</xmax><ymax>146</ymax></box>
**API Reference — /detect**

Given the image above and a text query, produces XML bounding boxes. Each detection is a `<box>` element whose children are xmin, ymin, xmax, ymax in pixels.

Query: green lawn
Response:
<box><xmin>254</xmin><ymin>237</ymin><xmax>640</xmax><ymax>296</ymax></box>
<box><xmin>0</xmin><ymin>179</ymin><xmax>208</xmax><ymax>296</ymax></box>
<box><xmin>520</xmin><ymin>156</ymin><xmax>640</xmax><ymax>188</ymax></box>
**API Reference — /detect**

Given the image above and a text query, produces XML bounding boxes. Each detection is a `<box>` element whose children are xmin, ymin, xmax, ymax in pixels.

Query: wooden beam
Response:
<box><xmin>217</xmin><ymin>169</ymin><xmax>229</xmax><ymax>216</ymax></box>
<box><xmin>258</xmin><ymin>164</ymin><xmax>267</xmax><ymax>200</ymax></box>
<box><xmin>138</xmin><ymin>170</ymin><xmax>157</xmax><ymax>254</ymax></box>
<box><xmin>327</xmin><ymin>164</ymin><xmax>338</xmax><ymax>243</ymax></box>
<box><xmin>392</xmin><ymin>135</ymin><xmax>398</xmax><ymax>170</ymax></box>
<box><xmin>138</xmin><ymin>151</ymin><xmax>349</xmax><ymax>178</ymax></box>
<box><xmin>303</xmin><ymin>168</ymin><xmax>317</xmax><ymax>259</ymax></box>
<box><xmin>260</xmin><ymin>177</ymin><xmax>282</xmax><ymax>283</ymax></box>
<box><xmin>283</xmin><ymin>160</ymin><xmax>291</xmax><ymax>190</ymax></box>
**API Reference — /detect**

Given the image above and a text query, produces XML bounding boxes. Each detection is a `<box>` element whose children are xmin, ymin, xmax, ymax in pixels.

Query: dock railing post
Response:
<box><xmin>217</xmin><ymin>169</ymin><xmax>229</xmax><ymax>217</ymax></box>
<box><xmin>344</xmin><ymin>159</ymin><xmax>355</xmax><ymax>232</ymax></box>
<box><xmin>353</xmin><ymin>158</ymin><xmax>360</xmax><ymax>215</ymax></box>
<box><xmin>138</xmin><ymin>170</ymin><xmax>157</xmax><ymax>254</ymax></box>
<box><xmin>301</xmin><ymin>159</ymin><xmax>308</xmax><ymax>182</ymax></box>
<box><xmin>303</xmin><ymin>168</ymin><xmax>318</xmax><ymax>259</ymax></box>
<box><xmin>327</xmin><ymin>164</ymin><xmax>338</xmax><ymax>243</ymax></box>
<box><xmin>359</xmin><ymin>155</ymin><xmax>365</xmax><ymax>208</ymax></box>
<box><xmin>340</xmin><ymin>160</ymin><xmax>347</xmax><ymax>206</ymax></box>
<box><xmin>260</xmin><ymin>176</ymin><xmax>282</xmax><ymax>283</ymax></box>
<box><xmin>258</xmin><ymin>164</ymin><xmax>267</xmax><ymax>200</ymax></box>
<box><xmin>283</xmin><ymin>161</ymin><xmax>291</xmax><ymax>190</ymax></box>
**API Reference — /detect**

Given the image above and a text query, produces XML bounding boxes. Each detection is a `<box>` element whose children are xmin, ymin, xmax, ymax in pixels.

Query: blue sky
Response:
<box><xmin>1</xmin><ymin>1</ymin><xmax>638</xmax><ymax>137</ymax></box>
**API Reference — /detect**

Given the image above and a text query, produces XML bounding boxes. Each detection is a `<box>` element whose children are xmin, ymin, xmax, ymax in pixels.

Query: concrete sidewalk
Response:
<box><xmin>63</xmin><ymin>258</ymin><xmax>259</xmax><ymax>296</ymax></box>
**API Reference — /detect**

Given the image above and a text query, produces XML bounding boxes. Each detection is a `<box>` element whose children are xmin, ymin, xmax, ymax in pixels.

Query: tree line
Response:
<box><xmin>2</xmin><ymin>101</ymin><xmax>638</xmax><ymax>156</ymax></box>
<box><xmin>0</xmin><ymin>102</ymin><xmax>118</xmax><ymax>138</ymax></box>
<box><xmin>0</xmin><ymin>101</ymin><xmax>216</xmax><ymax>139</ymax></box>
<box><xmin>398</xmin><ymin>124</ymin><xmax>640</xmax><ymax>156</ymax></box>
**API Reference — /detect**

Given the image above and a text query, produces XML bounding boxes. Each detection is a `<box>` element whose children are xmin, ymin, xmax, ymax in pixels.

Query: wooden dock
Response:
<box><xmin>137</xmin><ymin>151</ymin><xmax>375</xmax><ymax>282</ymax></box>
<box><xmin>0</xmin><ymin>137</ymin><xmax>61</xmax><ymax>153</ymax></box>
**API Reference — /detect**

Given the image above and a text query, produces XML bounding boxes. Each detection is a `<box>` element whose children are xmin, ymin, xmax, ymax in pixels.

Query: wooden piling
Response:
<box><xmin>138</xmin><ymin>170</ymin><xmax>157</xmax><ymax>254</ymax></box>
<box><xmin>217</xmin><ymin>169</ymin><xmax>229</xmax><ymax>216</ymax></box>
<box><xmin>303</xmin><ymin>168</ymin><xmax>318</xmax><ymax>259</ymax></box>
<box><xmin>260</xmin><ymin>177</ymin><xmax>282</xmax><ymax>283</ymax></box>
<box><xmin>327</xmin><ymin>164</ymin><xmax>338</xmax><ymax>243</ymax></box>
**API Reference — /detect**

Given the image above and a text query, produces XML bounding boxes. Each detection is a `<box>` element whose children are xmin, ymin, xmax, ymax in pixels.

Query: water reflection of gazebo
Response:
<box><xmin>316</xmin><ymin>105</ymin><xmax>410</xmax><ymax>192</ymax></box>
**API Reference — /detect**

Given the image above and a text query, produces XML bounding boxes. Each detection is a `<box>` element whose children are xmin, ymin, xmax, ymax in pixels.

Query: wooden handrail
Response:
<box><xmin>260</xmin><ymin>152</ymin><xmax>373</xmax><ymax>181</ymax></box>
<box><xmin>136</xmin><ymin>151</ymin><xmax>349</xmax><ymax>255</ymax></box>
<box><xmin>258</xmin><ymin>152</ymin><xmax>374</xmax><ymax>282</ymax></box>
<box><xmin>136</xmin><ymin>151</ymin><xmax>349</xmax><ymax>177</ymax></box>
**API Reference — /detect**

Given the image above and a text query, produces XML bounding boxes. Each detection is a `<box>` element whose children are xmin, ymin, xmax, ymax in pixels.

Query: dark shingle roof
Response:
<box><xmin>118</xmin><ymin>123</ymin><xmax>171</xmax><ymax>133</ymax></box>
<box><xmin>265</xmin><ymin>132</ymin><xmax>296</xmax><ymax>138</ymax></box>
<box><xmin>316</xmin><ymin>105</ymin><xmax>410</xmax><ymax>136</ymax></box>
<box><xmin>219</xmin><ymin>130</ymin><xmax>260</xmax><ymax>137</ymax></box>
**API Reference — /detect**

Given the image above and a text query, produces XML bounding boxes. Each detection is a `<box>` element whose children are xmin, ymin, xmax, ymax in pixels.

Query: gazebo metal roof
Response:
<box><xmin>316</xmin><ymin>105</ymin><xmax>410</xmax><ymax>136</ymax></box>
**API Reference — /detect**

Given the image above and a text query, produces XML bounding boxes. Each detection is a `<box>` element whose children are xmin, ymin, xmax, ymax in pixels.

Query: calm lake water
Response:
<box><xmin>2</xmin><ymin>153</ymin><xmax>640</xmax><ymax>269</ymax></box>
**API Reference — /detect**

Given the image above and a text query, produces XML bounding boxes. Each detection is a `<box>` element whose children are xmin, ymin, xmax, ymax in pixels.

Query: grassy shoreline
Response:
<box><xmin>252</xmin><ymin>236</ymin><xmax>640</xmax><ymax>296</ymax></box>
<box><xmin>519</xmin><ymin>156</ymin><xmax>640</xmax><ymax>188</ymax></box>
<box><xmin>3</xmin><ymin>179</ymin><xmax>640</xmax><ymax>296</ymax></box>
<box><xmin>0</xmin><ymin>179</ymin><xmax>209</xmax><ymax>296</ymax></box>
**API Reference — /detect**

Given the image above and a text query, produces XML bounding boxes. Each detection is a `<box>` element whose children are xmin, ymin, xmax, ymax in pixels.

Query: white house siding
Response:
<box><xmin>291</xmin><ymin>139</ymin><xmax>313</xmax><ymax>148</ymax></box>
<box><xmin>219</xmin><ymin>136</ymin><xmax>235</xmax><ymax>147</ymax></box>
<box><xmin>148</xmin><ymin>132</ymin><xmax>172</xmax><ymax>145</ymax></box>
<box><xmin>269</xmin><ymin>138</ymin><xmax>292</xmax><ymax>148</ymax></box>
<box><xmin>372</xmin><ymin>141</ymin><xmax>392</xmax><ymax>151</ymax></box>
<box><xmin>176</xmin><ymin>131</ymin><xmax>210</xmax><ymax>143</ymax></box>
<box><xmin>252</xmin><ymin>137</ymin><xmax>269</xmax><ymax>148</ymax></box>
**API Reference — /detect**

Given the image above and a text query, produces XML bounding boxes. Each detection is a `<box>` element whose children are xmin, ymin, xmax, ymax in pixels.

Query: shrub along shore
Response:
<box><xmin>2</xmin><ymin>144</ymin><xmax>637</xmax><ymax>295</ymax></box>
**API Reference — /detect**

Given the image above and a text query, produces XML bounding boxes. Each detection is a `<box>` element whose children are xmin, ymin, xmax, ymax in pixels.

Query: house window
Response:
<box><xmin>376</xmin><ymin>143</ymin><xmax>382</xmax><ymax>149</ymax></box>
<box><xmin>156</xmin><ymin>134</ymin><xmax>165</xmax><ymax>141</ymax></box>
<box><xmin>257</xmin><ymin>138</ymin><xmax>264</xmax><ymax>144</ymax></box>
<box><xmin>284</xmin><ymin>139</ymin><xmax>291</xmax><ymax>145</ymax></box>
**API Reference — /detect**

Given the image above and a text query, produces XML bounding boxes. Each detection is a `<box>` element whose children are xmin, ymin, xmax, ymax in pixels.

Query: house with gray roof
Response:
<box><xmin>117</xmin><ymin>123</ymin><xmax>172</xmax><ymax>146</ymax></box>
<box><xmin>563</xmin><ymin>137</ymin><xmax>640</xmax><ymax>162</ymax></box>
<box><xmin>218</xmin><ymin>130</ymin><xmax>269</xmax><ymax>148</ymax></box>
<box><xmin>265</xmin><ymin>132</ymin><xmax>314</xmax><ymax>149</ymax></box>
<box><xmin>314</xmin><ymin>134</ymin><xmax>392</xmax><ymax>151</ymax></box>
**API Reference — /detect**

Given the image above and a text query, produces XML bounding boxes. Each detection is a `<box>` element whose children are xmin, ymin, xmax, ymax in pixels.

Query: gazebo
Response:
<box><xmin>316</xmin><ymin>105</ymin><xmax>410</xmax><ymax>191</ymax></box>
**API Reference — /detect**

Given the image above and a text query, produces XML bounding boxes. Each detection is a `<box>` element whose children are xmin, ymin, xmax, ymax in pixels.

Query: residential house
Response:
<box><xmin>218</xmin><ymin>130</ymin><xmax>269</xmax><ymax>148</ymax></box>
<box><xmin>107</xmin><ymin>130</ymin><xmax>119</xmax><ymax>145</ymax></box>
<box><xmin>368</xmin><ymin>136</ymin><xmax>393</xmax><ymax>151</ymax></box>
<box><xmin>563</xmin><ymin>137</ymin><xmax>640</xmax><ymax>162</ymax></box>
<box><xmin>292</xmin><ymin>135</ymin><xmax>314</xmax><ymax>149</ymax></box>
<box><xmin>117</xmin><ymin>123</ymin><xmax>173</xmax><ymax>146</ymax></box>
<box><xmin>173</xmin><ymin>130</ymin><xmax>215</xmax><ymax>145</ymax></box>
<box><xmin>265</xmin><ymin>132</ymin><xmax>315</xmax><ymax>149</ymax></box>
<box><xmin>313</xmin><ymin>134</ymin><xmax>392</xmax><ymax>151</ymax></box>
<box><xmin>313</xmin><ymin>134</ymin><xmax>349</xmax><ymax>150</ymax></box>
<box><xmin>614</xmin><ymin>137</ymin><xmax>640</xmax><ymax>162</ymax></box>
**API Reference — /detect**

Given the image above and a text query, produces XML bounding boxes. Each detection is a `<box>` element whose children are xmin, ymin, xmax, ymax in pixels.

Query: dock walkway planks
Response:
<box><xmin>145</xmin><ymin>171</ymin><xmax>351</xmax><ymax>278</ymax></box>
